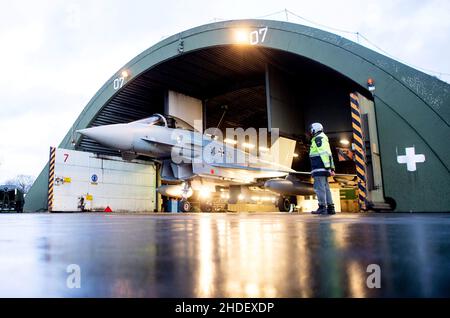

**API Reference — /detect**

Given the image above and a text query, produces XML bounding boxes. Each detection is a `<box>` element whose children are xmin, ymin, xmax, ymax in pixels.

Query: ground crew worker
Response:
<box><xmin>309</xmin><ymin>123</ymin><xmax>336</xmax><ymax>215</ymax></box>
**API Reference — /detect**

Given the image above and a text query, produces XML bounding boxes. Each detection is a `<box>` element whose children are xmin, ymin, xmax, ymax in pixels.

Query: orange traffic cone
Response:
<box><xmin>104</xmin><ymin>206</ymin><xmax>112</xmax><ymax>213</ymax></box>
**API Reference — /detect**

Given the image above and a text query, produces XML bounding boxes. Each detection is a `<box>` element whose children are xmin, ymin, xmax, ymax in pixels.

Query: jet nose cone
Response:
<box><xmin>77</xmin><ymin>128</ymin><xmax>94</xmax><ymax>138</ymax></box>
<box><xmin>77</xmin><ymin>126</ymin><xmax>107</xmax><ymax>140</ymax></box>
<box><xmin>77</xmin><ymin>124</ymin><xmax>133</xmax><ymax>150</ymax></box>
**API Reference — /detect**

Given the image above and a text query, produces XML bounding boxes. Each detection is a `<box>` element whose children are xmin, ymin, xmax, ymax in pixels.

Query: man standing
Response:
<box><xmin>309</xmin><ymin>123</ymin><xmax>336</xmax><ymax>215</ymax></box>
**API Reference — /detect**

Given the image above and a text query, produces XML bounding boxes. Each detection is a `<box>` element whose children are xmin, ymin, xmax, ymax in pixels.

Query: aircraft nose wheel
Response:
<box><xmin>180</xmin><ymin>200</ymin><xmax>192</xmax><ymax>212</ymax></box>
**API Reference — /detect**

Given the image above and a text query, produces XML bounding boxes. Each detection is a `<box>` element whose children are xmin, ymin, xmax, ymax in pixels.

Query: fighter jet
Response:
<box><xmin>77</xmin><ymin>113</ymin><xmax>350</xmax><ymax>211</ymax></box>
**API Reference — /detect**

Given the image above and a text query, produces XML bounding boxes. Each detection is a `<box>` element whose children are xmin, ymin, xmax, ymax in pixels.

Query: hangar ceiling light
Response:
<box><xmin>234</xmin><ymin>29</ymin><xmax>249</xmax><ymax>44</ymax></box>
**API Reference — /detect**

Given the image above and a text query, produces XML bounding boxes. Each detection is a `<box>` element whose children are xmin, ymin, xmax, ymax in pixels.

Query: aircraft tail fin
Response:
<box><xmin>260</xmin><ymin>136</ymin><xmax>297</xmax><ymax>170</ymax></box>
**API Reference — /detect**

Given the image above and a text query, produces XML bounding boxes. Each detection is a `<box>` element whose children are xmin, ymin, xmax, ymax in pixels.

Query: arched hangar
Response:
<box><xmin>25</xmin><ymin>19</ymin><xmax>450</xmax><ymax>212</ymax></box>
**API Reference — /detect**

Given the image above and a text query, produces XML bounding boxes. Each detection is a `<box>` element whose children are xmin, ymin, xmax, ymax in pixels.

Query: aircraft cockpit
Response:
<box><xmin>132</xmin><ymin>114</ymin><xmax>199</xmax><ymax>132</ymax></box>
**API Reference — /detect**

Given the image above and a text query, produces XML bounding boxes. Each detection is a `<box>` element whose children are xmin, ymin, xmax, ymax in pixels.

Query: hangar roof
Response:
<box><xmin>58</xmin><ymin>19</ymin><xmax>449</xmax><ymax>157</ymax></box>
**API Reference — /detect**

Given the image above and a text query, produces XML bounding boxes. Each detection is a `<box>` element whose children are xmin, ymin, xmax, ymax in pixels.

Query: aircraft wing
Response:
<box><xmin>290</xmin><ymin>171</ymin><xmax>357</xmax><ymax>185</ymax></box>
<box><xmin>209</xmin><ymin>162</ymin><xmax>295</xmax><ymax>174</ymax></box>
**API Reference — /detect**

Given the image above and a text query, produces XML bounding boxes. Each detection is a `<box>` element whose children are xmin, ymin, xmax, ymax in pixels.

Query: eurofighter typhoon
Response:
<box><xmin>78</xmin><ymin>114</ymin><xmax>349</xmax><ymax>211</ymax></box>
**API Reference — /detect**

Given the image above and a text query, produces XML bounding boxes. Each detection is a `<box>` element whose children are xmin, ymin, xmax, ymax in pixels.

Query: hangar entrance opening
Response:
<box><xmin>77</xmin><ymin>45</ymin><xmax>382</xmax><ymax>212</ymax></box>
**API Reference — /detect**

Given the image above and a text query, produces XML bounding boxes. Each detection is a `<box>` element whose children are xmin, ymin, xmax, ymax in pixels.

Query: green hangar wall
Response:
<box><xmin>25</xmin><ymin>19</ymin><xmax>450</xmax><ymax>212</ymax></box>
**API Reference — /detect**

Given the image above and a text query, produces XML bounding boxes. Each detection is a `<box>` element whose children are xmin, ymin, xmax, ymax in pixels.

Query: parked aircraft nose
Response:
<box><xmin>77</xmin><ymin>124</ymin><xmax>134</xmax><ymax>151</ymax></box>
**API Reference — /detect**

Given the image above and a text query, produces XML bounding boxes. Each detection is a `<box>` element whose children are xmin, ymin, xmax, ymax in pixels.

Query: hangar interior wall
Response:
<box><xmin>165</xmin><ymin>90</ymin><xmax>203</xmax><ymax>131</ymax></box>
<box><xmin>266</xmin><ymin>63</ymin><xmax>304</xmax><ymax>137</ymax></box>
<box><xmin>264</xmin><ymin>56</ymin><xmax>368</xmax><ymax>175</ymax></box>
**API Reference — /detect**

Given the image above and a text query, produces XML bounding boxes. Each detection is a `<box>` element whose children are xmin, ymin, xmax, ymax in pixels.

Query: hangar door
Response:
<box><xmin>350</xmin><ymin>93</ymin><xmax>385</xmax><ymax>210</ymax></box>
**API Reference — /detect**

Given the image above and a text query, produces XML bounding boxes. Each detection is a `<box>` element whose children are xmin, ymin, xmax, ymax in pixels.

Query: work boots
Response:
<box><xmin>327</xmin><ymin>204</ymin><xmax>336</xmax><ymax>215</ymax></box>
<box><xmin>312</xmin><ymin>205</ymin><xmax>327</xmax><ymax>215</ymax></box>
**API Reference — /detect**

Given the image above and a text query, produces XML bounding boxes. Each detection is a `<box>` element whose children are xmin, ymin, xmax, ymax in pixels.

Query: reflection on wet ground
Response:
<box><xmin>0</xmin><ymin>213</ymin><xmax>449</xmax><ymax>297</ymax></box>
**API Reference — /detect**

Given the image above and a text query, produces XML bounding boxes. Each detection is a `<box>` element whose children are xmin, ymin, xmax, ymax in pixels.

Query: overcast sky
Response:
<box><xmin>0</xmin><ymin>0</ymin><xmax>449</xmax><ymax>183</ymax></box>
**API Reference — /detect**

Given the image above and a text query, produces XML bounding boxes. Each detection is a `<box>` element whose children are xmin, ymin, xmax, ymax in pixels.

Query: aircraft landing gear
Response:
<box><xmin>179</xmin><ymin>182</ymin><xmax>192</xmax><ymax>212</ymax></box>
<box><xmin>277</xmin><ymin>196</ymin><xmax>297</xmax><ymax>212</ymax></box>
<box><xmin>180</xmin><ymin>199</ymin><xmax>192</xmax><ymax>212</ymax></box>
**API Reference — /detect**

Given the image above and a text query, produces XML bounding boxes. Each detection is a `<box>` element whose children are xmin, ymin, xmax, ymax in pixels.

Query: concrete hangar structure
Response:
<box><xmin>25</xmin><ymin>19</ymin><xmax>450</xmax><ymax>213</ymax></box>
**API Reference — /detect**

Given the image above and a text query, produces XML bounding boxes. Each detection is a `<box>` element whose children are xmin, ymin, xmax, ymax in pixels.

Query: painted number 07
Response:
<box><xmin>113</xmin><ymin>76</ymin><xmax>125</xmax><ymax>90</ymax></box>
<box><xmin>250</xmin><ymin>27</ymin><xmax>268</xmax><ymax>45</ymax></box>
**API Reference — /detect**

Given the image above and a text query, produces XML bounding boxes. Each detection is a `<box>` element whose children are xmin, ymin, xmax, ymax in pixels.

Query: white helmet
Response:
<box><xmin>310</xmin><ymin>123</ymin><xmax>323</xmax><ymax>135</ymax></box>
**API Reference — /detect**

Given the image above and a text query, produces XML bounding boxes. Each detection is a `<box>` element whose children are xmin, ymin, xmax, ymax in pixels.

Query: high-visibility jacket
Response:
<box><xmin>309</xmin><ymin>131</ymin><xmax>335</xmax><ymax>177</ymax></box>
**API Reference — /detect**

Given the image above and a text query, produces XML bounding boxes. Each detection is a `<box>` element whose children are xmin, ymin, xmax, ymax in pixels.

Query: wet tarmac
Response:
<box><xmin>0</xmin><ymin>212</ymin><xmax>449</xmax><ymax>298</ymax></box>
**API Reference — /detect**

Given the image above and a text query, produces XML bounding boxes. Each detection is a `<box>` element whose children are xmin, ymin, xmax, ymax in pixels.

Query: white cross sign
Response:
<box><xmin>397</xmin><ymin>147</ymin><xmax>426</xmax><ymax>172</ymax></box>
